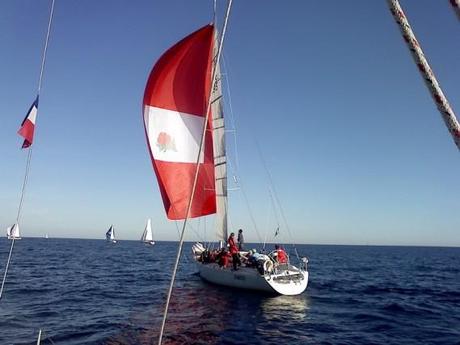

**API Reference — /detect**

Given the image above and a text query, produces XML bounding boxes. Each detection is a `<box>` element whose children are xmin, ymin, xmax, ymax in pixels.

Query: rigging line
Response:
<box><xmin>41</xmin><ymin>329</ymin><xmax>57</xmax><ymax>345</ymax></box>
<box><xmin>38</xmin><ymin>0</ymin><xmax>56</xmax><ymax>95</ymax></box>
<box><xmin>254</xmin><ymin>139</ymin><xmax>300</xmax><ymax>261</ymax></box>
<box><xmin>262</xmin><ymin>191</ymin><xmax>271</xmax><ymax>251</ymax></box>
<box><xmin>36</xmin><ymin>329</ymin><xmax>42</xmax><ymax>345</ymax></box>
<box><xmin>157</xmin><ymin>1</ymin><xmax>233</xmax><ymax>344</ymax></box>
<box><xmin>227</xmin><ymin>156</ymin><xmax>263</xmax><ymax>242</ymax></box>
<box><xmin>387</xmin><ymin>0</ymin><xmax>460</xmax><ymax>151</ymax></box>
<box><xmin>232</xmin><ymin>173</ymin><xmax>263</xmax><ymax>243</ymax></box>
<box><xmin>16</xmin><ymin>148</ymin><xmax>33</xmax><ymax>222</ymax></box>
<box><xmin>221</xmin><ymin>54</ymin><xmax>240</xmax><ymax>174</ymax></box>
<box><xmin>0</xmin><ymin>238</ymin><xmax>15</xmax><ymax>299</ymax></box>
<box><xmin>0</xmin><ymin>0</ymin><xmax>56</xmax><ymax>301</ymax></box>
<box><xmin>268</xmin><ymin>187</ymin><xmax>281</xmax><ymax>230</ymax></box>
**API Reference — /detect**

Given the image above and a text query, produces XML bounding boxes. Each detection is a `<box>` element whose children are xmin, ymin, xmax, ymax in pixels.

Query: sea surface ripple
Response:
<box><xmin>0</xmin><ymin>239</ymin><xmax>459</xmax><ymax>344</ymax></box>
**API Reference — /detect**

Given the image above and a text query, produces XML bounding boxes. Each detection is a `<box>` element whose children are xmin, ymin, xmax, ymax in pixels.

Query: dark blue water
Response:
<box><xmin>0</xmin><ymin>239</ymin><xmax>459</xmax><ymax>345</ymax></box>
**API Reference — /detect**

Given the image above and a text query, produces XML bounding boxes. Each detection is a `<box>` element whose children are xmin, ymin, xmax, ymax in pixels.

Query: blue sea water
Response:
<box><xmin>0</xmin><ymin>239</ymin><xmax>459</xmax><ymax>345</ymax></box>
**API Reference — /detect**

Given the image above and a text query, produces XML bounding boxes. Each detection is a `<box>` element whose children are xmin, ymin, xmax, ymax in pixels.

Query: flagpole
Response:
<box><xmin>387</xmin><ymin>0</ymin><xmax>460</xmax><ymax>151</ymax></box>
<box><xmin>157</xmin><ymin>1</ymin><xmax>233</xmax><ymax>344</ymax></box>
<box><xmin>0</xmin><ymin>0</ymin><xmax>56</xmax><ymax>301</ymax></box>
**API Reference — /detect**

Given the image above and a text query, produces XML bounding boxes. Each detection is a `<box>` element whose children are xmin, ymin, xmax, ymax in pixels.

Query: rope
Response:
<box><xmin>0</xmin><ymin>238</ymin><xmax>16</xmax><ymax>299</ymax></box>
<box><xmin>36</xmin><ymin>329</ymin><xmax>42</xmax><ymax>345</ymax></box>
<box><xmin>232</xmin><ymin>174</ymin><xmax>263</xmax><ymax>243</ymax></box>
<box><xmin>38</xmin><ymin>0</ymin><xmax>56</xmax><ymax>94</ymax></box>
<box><xmin>157</xmin><ymin>1</ymin><xmax>233</xmax><ymax>344</ymax></box>
<box><xmin>387</xmin><ymin>0</ymin><xmax>460</xmax><ymax>151</ymax></box>
<box><xmin>0</xmin><ymin>0</ymin><xmax>56</xmax><ymax>301</ymax></box>
<box><xmin>254</xmin><ymin>140</ymin><xmax>300</xmax><ymax>261</ymax></box>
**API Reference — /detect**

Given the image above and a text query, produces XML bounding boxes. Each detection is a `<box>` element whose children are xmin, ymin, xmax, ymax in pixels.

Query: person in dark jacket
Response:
<box><xmin>237</xmin><ymin>229</ymin><xmax>245</xmax><ymax>251</ymax></box>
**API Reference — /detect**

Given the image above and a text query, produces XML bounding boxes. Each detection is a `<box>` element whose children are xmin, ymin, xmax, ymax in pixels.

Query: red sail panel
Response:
<box><xmin>143</xmin><ymin>24</ymin><xmax>216</xmax><ymax>220</ymax></box>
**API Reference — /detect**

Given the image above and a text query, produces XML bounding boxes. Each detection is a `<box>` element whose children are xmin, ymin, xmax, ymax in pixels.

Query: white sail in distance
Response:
<box><xmin>141</xmin><ymin>218</ymin><xmax>154</xmax><ymax>242</ymax></box>
<box><xmin>106</xmin><ymin>225</ymin><xmax>115</xmax><ymax>241</ymax></box>
<box><xmin>6</xmin><ymin>224</ymin><xmax>21</xmax><ymax>240</ymax></box>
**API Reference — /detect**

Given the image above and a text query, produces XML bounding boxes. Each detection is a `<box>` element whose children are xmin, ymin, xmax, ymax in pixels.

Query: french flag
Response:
<box><xmin>18</xmin><ymin>96</ymin><xmax>39</xmax><ymax>149</ymax></box>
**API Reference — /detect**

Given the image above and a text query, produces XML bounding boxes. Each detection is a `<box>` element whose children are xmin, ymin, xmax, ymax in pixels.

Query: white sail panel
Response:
<box><xmin>6</xmin><ymin>223</ymin><xmax>20</xmax><ymax>239</ymax></box>
<box><xmin>211</xmin><ymin>28</ymin><xmax>228</xmax><ymax>242</ymax></box>
<box><xmin>141</xmin><ymin>218</ymin><xmax>154</xmax><ymax>242</ymax></box>
<box><xmin>144</xmin><ymin>106</ymin><xmax>205</xmax><ymax>164</ymax></box>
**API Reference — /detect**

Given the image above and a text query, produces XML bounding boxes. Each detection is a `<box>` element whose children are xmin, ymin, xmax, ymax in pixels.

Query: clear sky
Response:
<box><xmin>0</xmin><ymin>0</ymin><xmax>459</xmax><ymax>246</ymax></box>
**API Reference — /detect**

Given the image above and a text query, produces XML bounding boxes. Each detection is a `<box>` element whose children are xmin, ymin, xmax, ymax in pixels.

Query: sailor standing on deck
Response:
<box><xmin>237</xmin><ymin>229</ymin><xmax>245</xmax><ymax>251</ymax></box>
<box><xmin>228</xmin><ymin>232</ymin><xmax>241</xmax><ymax>270</ymax></box>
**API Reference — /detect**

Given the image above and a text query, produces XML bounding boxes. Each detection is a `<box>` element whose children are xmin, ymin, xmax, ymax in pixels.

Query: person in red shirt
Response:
<box><xmin>274</xmin><ymin>244</ymin><xmax>288</xmax><ymax>264</ymax></box>
<box><xmin>217</xmin><ymin>249</ymin><xmax>229</xmax><ymax>268</ymax></box>
<box><xmin>228</xmin><ymin>232</ymin><xmax>241</xmax><ymax>270</ymax></box>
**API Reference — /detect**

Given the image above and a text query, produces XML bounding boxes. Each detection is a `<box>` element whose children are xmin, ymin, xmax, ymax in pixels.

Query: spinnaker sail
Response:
<box><xmin>143</xmin><ymin>25</ymin><xmax>217</xmax><ymax>220</ymax></box>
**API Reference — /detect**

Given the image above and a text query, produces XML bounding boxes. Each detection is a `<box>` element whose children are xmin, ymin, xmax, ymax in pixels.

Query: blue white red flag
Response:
<box><xmin>18</xmin><ymin>96</ymin><xmax>39</xmax><ymax>148</ymax></box>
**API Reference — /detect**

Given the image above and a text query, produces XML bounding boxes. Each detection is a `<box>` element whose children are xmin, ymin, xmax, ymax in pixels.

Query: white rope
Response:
<box><xmin>388</xmin><ymin>0</ymin><xmax>460</xmax><ymax>151</ymax></box>
<box><xmin>157</xmin><ymin>1</ymin><xmax>233</xmax><ymax>344</ymax></box>
<box><xmin>0</xmin><ymin>0</ymin><xmax>56</xmax><ymax>301</ymax></box>
<box><xmin>36</xmin><ymin>329</ymin><xmax>42</xmax><ymax>345</ymax></box>
<box><xmin>38</xmin><ymin>0</ymin><xmax>56</xmax><ymax>94</ymax></box>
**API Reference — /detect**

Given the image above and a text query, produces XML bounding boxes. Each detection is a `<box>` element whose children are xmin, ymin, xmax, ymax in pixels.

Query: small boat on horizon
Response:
<box><xmin>105</xmin><ymin>225</ymin><xmax>117</xmax><ymax>243</ymax></box>
<box><xmin>141</xmin><ymin>218</ymin><xmax>155</xmax><ymax>245</ymax></box>
<box><xmin>6</xmin><ymin>223</ymin><xmax>22</xmax><ymax>240</ymax></box>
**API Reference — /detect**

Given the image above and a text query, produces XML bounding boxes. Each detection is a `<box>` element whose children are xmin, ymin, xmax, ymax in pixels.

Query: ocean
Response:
<box><xmin>0</xmin><ymin>239</ymin><xmax>459</xmax><ymax>345</ymax></box>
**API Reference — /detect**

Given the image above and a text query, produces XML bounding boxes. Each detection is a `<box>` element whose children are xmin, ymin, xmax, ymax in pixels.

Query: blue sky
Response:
<box><xmin>0</xmin><ymin>0</ymin><xmax>459</xmax><ymax>246</ymax></box>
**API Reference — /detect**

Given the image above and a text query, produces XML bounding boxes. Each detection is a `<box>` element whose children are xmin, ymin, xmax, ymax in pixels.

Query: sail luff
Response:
<box><xmin>212</xmin><ymin>28</ymin><xmax>228</xmax><ymax>243</ymax></box>
<box><xmin>388</xmin><ymin>0</ymin><xmax>460</xmax><ymax>151</ymax></box>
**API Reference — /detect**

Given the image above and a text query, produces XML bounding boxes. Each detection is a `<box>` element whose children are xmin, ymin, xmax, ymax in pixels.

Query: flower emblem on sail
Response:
<box><xmin>156</xmin><ymin>132</ymin><xmax>177</xmax><ymax>152</ymax></box>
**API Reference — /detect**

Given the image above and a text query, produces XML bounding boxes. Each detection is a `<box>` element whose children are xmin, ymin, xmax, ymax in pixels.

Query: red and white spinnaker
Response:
<box><xmin>143</xmin><ymin>25</ymin><xmax>217</xmax><ymax>220</ymax></box>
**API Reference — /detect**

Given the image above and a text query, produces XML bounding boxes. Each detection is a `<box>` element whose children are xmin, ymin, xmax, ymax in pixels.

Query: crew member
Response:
<box><xmin>228</xmin><ymin>232</ymin><xmax>241</xmax><ymax>270</ymax></box>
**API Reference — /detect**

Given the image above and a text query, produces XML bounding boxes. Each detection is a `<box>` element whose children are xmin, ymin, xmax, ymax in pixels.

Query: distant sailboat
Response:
<box><xmin>44</xmin><ymin>234</ymin><xmax>49</xmax><ymax>239</ymax></box>
<box><xmin>6</xmin><ymin>224</ymin><xmax>21</xmax><ymax>240</ymax></box>
<box><xmin>141</xmin><ymin>218</ymin><xmax>155</xmax><ymax>245</ymax></box>
<box><xmin>105</xmin><ymin>225</ymin><xmax>117</xmax><ymax>243</ymax></box>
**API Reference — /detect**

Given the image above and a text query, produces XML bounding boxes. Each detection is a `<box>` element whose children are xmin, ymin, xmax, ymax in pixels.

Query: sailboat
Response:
<box><xmin>141</xmin><ymin>218</ymin><xmax>155</xmax><ymax>245</ymax></box>
<box><xmin>105</xmin><ymin>225</ymin><xmax>117</xmax><ymax>243</ymax></box>
<box><xmin>6</xmin><ymin>224</ymin><xmax>21</xmax><ymax>240</ymax></box>
<box><xmin>143</xmin><ymin>23</ymin><xmax>308</xmax><ymax>295</ymax></box>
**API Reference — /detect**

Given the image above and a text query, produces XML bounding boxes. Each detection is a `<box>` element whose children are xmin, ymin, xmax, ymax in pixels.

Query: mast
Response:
<box><xmin>0</xmin><ymin>0</ymin><xmax>56</xmax><ymax>300</ymax></box>
<box><xmin>387</xmin><ymin>0</ymin><xmax>460</xmax><ymax>151</ymax></box>
<box><xmin>157</xmin><ymin>1</ymin><xmax>233</xmax><ymax>344</ymax></box>
<box><xmin>211</xmin><ymin>27</ymin><xmax>228</xmax><ymax>243</ymax></box>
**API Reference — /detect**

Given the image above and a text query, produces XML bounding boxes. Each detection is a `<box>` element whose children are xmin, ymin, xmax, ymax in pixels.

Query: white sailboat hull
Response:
<box><xmin>197</xmin><ymin>262</ymin><xmax>308</xmax><ymax>296</ymax></box>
